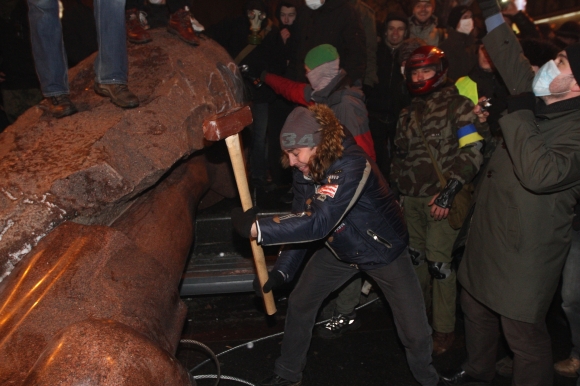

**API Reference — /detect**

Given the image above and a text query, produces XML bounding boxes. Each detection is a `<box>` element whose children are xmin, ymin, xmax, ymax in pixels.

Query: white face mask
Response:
<box><xmin>401</xmin><ymin>66</ymin><xmax>406</xmax><ymax>75</ymax></box>
<box><xmin>533</xmin><ymin>60</ymin><xmax>565</xmax><ymax>97</ymax></box>
<box><xmin>457</xmin><ymin>18</ymin><xmax>474</xmax><ymax>35</ymax></box>
<box><xmin>305</xmin><ymin>0</ymin><xmax>323</xmax><ymax>10</ymax></box>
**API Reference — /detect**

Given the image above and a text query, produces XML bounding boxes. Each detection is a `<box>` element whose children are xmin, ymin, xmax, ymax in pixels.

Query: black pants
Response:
<box><xmin>461</xmin><ymin>289</ymin><xmax>553</xmax><ymax>386</ymax></box>
<box><xmin>273</xmin><ymin>248</ymin><xmax>439</xmax><ymax>386</ymax></box>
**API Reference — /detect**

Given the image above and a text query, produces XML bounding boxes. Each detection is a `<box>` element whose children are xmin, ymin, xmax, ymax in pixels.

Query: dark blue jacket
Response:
<box><xmin>257</xmin><ymin>137</ymin><xmax>408</xmax><ymax>281</ymax></box>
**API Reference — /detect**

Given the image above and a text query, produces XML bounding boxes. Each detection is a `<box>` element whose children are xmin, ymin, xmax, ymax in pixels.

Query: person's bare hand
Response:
<box><xmin>474</xmin><ymin>96</ymin><xmax>490</xmax><ymax>123</ymax></box>
<box><xmin>428</xmin><ymin>194</ymin><xmax>450</xmax><ymax>220</ymax></box>
<box><xmin>280</xmin><ymin>28</ymin><xmax>291</xmax><ymax>44</ymax></box>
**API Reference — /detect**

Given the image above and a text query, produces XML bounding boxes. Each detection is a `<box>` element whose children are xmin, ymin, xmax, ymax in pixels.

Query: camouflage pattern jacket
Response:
<box><xmin>390</xmin><ymin>84</ymin><xmax>485</xmax><ymax>197</ymax></box>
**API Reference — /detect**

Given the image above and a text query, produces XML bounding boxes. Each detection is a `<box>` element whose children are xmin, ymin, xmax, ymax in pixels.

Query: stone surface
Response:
<box><xmin>0</xmin><ymin>154</ymin><xmax>210</xmax><ymax>385</ymax></box>
<box><xmin>0</xmin><ymin>29</ymin><xmax>244</xmax><ymax>282</ymax></box>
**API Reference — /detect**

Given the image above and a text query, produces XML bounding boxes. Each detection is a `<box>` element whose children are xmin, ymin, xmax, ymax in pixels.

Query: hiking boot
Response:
<box><xmin>48</xmin><ymin>95</ymin><xmax>77</xmax><ymax>118</ymax></box>
<box><xmin>317</xmin><ymin>311</ymin><xmax>361</xmax><ymax>339</ymax></box>
<box><xmin>168</xmin><ymin>7</ymin><xmax>200</xmax><ymax>46</ymax></box>
<box><xmin>94</xmin><ymin>83</ymin><xmax>139</xmax><ymax>108</ymax></box>
<box><xmin>259</xmin><ymin>374</ymin><xmax>301</xmax><ymax>386</ymax></box>
<box><xmin>554</xmin><ymin>356</ymin><xmax>580</xmax><ymax>377</ymax></box>
<box><xmin>126</xmin><ymin>8</ymin><xmax>151</xmax><ymax>44</ymax></box>
<box><xmin>433</xmin><ymin>331</ymin><xmax>455</xmax><ymax>355</ymax></box>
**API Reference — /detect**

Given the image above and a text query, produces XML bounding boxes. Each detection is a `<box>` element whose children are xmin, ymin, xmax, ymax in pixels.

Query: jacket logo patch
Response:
<box><xmin>326</xmin><ymin>174</ymin><xmax>340</xmax><ymax>183</ymax></box>
<box><xmin>317</xmin><ymin>184</ymin><xmax>339</xmax><ymax>198</ymax></box>
<box><xmin>317</xmin><ymin>195</ymin><xmax>327</xmax><ymax>202</ymax></box>
<box><xmin>334</xmin><ymin>222</ymin><xmax>346</xmax><ymax>234</ymax></box>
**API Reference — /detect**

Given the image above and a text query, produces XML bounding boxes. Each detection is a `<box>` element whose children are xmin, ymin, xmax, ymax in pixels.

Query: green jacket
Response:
<box><xmin>458</xmin><ymin>23</ymin><xmax>580</xmax><ymax>323</ymax></box>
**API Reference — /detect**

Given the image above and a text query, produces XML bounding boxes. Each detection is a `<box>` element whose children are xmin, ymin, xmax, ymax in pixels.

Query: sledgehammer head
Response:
<box><xmin>202</xmin><ymin>105</ymin><xmax>253</xmax><ymax>141</ymax></box>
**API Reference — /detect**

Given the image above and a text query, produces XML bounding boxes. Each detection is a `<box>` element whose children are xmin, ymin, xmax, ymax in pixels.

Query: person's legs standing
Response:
<box><xmin>460</xmin><ymin>289</ymin><xmax>499</xmax><ymax>381</ymax></box>
<box><xmin>403</xmin><ymin>196</ymin><xmax>430</xmax><ymax>308</ymax></box>
<box><xmin>502</xmin><ymin>316</ymin><xmax>553</xmax><ymax>386</ymax></box>
<box><xmin>424</xmin><ymin>199</ymin><xmax>459</xmax><ymax>353</ymax></box>
<box><xmin>93</xmin><ymin>0</ymin><xmax>139</xmax><ymax>108</ymax></box>
<box><xmin>27</xmin><ymin>0</ymin><xmax>69</xmax><ymax>97</ymax></box>
<box><xmin>94</xmin><ymin>0</ymin><xmax>128</xmax><ymax>85</ymax></box>
<box><xmin>274</xmin><ymin>248</ymin><xmax>357</xmax><ymax>382</ymax></box>
<box><xmin>556</xmin><ymin>228</ymin><xmax>580</xmax><ymax>377</ymax></box>
<box><xmin>368</xmin><ymin>250</ymin><xmax>439</xmax><ymax>386</ymax></box>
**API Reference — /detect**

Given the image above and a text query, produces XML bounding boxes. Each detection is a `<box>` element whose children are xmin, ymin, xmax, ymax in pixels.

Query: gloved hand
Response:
<box><xmin>507</xmin><ymin>92</ymin><xmax>536</xmax><ymax>114</ymax></box>
<box><xmin>477</xmin><ymin>0</ymin><xmax>501</xmax><ymax>19</ymax></box>
<box><xmin>252</xmin><ymin>270</ymin><xmax>285</xmax><ymax>297</ymax></box>
<box><xmin>231</xmin><ymin>207</ymin><xmax>259</xmax><ymax>238</ymax></box>
<box><xmin>434</xmin><ymin>178</ymin><xmax>463</xmax><ymax>209</ymax></box>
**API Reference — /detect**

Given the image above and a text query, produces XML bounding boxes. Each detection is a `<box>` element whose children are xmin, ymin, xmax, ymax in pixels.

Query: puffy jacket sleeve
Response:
<box><xmin>257</xmin><ymin>156</ymin><xmax>369</xmax><ymax>246</ymax></box>
<box><xmin>264</xmin><ymin>73</ymin><xmax>311</xmax><ymax>106</ymax></box>
<box><xmin>482</xmin><ymin>22</ymin><xmax>535</xmax><ymax>95</ymax></box>
<box><xmin>500</xmin><ymin>110</ymin><xmax>580</xmax><ymax>193</ymax></box>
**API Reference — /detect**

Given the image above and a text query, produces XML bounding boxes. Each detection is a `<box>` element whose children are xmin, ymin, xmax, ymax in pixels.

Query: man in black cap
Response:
<box><xmin>441</xmin><ymin>0</ymin><xmax>580</xmax><ymax>385</ymax></box>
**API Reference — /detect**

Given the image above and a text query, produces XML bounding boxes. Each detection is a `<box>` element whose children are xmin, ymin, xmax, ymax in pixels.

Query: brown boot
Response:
<box><xmin>168</xmin><ymin>7</ymin><xmax>200</xmax><ymax>46</ymax></box>
<box><xmin>48</xmin><ymin>95</ymin><xmax>77</xmax><ymax>118</ymax></box>
<box><xmin>554</xmin><ymin>356</ymin><xmax>580</xmax><ymax>377</ymax></box>
<box><xmin>126</xmin><ymin>8</ymin><xmax>151</xmax><ymax>44</ymax></box>
<box><xmin>432</xmin><ymin>331</ymin><xmax>455</xmax><ymax>355</ymax></box>
<box><xmin>94</xmin><ymin>83</ymin><xmax>139</xmax><ymax>108</ymax></box>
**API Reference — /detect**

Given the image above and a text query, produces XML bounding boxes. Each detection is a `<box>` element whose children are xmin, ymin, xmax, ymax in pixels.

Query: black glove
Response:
<box><xmin>434</xmin><ymin>178</ymin><xmax>463</xmax><ymax>209</ymax></box>
<box><xmin>507</xmin><ymin>92</ymin><xmax>536</xmax><ymax>114</ymax></box>
<box><xmin>231</xmin><ymin>207</ymin><xmax>259</xmax><ymax>238</ymax></box>
<box><xmin>252</xmin><ymin>270</ymin><xmax>285</xmax><ymax>297</ymax></box>
<box><xmin>477</xmin><ymin>0</ymin><xmax>501</xmax><ymax>19</ymax></box>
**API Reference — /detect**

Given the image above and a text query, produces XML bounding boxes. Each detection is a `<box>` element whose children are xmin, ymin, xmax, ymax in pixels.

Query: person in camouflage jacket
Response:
<box><xmin>390</xmin><ymin>45</ymin><xmax>486</xmax><ymax>356</ymax></box>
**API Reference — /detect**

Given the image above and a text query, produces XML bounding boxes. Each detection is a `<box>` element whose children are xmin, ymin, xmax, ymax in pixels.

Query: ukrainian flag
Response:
<box><xmin>457</xmin><ymin>123</ymin><xmax>483</xmax><ymax>148</ymax></box>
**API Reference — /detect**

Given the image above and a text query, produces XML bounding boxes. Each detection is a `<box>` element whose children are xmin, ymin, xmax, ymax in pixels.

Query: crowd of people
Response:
<box><xmin>1</xmin><ymin>0</ymin><xmax>580</xmax><ymax>385</ymax></box>
<box><xmin>230</xmin><ymin>0</ymin><xmax>580</xmax><ymax>386</ymax></box>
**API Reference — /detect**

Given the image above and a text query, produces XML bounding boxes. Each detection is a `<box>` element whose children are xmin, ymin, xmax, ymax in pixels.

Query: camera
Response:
<box><xmin>478</xmin><ymin>97</ymin><xmax>492</xmax><ymax>113</ymax></box>
<box><xmin>238</xmin><ymin>64</ymin><xmax>263</xmax><ymax>89</ymax></box>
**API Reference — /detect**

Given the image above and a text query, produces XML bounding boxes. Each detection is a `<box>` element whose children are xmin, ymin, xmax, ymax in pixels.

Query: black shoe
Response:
<box><xmin>317</xmin><ymin>311</ymin><xmax>361</xmax><ymax>339</ymax></box>
<box><xmin>94</xmin><ymin>83</ymin><xmax>139</xmax><ymax>108</ymax></box>
<box><xmin>439</xmin><ymin>368</ymin><xmax>491</xmax><ymax>385</ymax></box>
<box><xmin>259</xmin><ymin>374</ymin><xmax>301</xmax><ymax>386</ymax></box>
<box><xmin>48</xmin><ymin>95</ymin><xmax>77</xmax><ymax>118</ymax></box>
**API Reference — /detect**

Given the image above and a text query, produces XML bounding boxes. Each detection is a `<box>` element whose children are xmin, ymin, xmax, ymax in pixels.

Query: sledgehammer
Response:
<box><xmin>203</xmin><ymin>105</ymin><xmax>277</xmax><ymax>315</ymax></box>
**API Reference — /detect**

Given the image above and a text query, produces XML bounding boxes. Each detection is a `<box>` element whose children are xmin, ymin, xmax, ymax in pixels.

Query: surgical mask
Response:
<box><xmin>305</xmin><ymin>0</ymin><xmax>323</xmax><ymax>10</ymax></box>
<box><xmin>457</xmin><ymin>18</ymin><xmax>473</xmax><ymax>35</ymax></box>
<box><xmin>533</xmin><ymin>60</ymin><xmax>565</xmax><ymax>97</ymax></box>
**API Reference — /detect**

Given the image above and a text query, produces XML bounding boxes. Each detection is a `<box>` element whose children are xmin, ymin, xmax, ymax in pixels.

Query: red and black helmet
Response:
<box><xmin>405</xmin><ymin>45</ymin><xmax>449</xmax><ymax>96</ymax></box>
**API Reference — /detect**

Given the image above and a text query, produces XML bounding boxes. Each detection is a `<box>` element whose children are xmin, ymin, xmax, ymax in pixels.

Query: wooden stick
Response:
<box><xmin>225</xmin><ymin>134</ymin><xmax>277</xmax><ymax>315</ymax></box>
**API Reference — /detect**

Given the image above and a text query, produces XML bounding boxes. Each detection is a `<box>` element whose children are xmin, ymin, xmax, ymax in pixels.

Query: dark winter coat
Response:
<box><xmin>438</xmin><ymin>28</ymin><xmax>477</xmax><ymax>82</ymax></box>
<box><xmin>365</xmin><ymin>42</ymin><xmax>410</xmax><ymax>123</ymax></box>
<box><xmin>257</xmin><ymin>107</ymin><xmax>407</xmax><ymax>281</ymax></box>
<box><xmin>286</xmin><ymin>0</ymin><xmax>366</xmax><ymax>83</ymax></box>
<box><xmin>207</xmin><ymin>15</ymin><xmax>286</xmax><ymax>104</ymax></box>
<box><xmin>458</xmin><ymin>23</ymin><xmax>580</xmax><ymax>323</ymax></box>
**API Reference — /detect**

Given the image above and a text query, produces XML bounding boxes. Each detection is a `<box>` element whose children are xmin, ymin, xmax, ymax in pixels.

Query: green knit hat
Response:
<box><xmin>304</xmin><ymin>44</ymin><xmax>339</xmax><ymax>70</ymax></box>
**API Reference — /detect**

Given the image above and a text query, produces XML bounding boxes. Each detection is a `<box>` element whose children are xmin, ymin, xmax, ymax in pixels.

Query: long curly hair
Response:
<box><xmin>280</xmin><ymin>104</ymin><xmax>345</xmax><ymax>183</ymax></box>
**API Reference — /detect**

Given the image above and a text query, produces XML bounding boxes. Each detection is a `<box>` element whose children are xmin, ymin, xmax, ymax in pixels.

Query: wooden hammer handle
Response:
<box><xmin>225</xmin><ymin>134</ymin><xmax>277</xmax><ymax>315</ymax></box>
